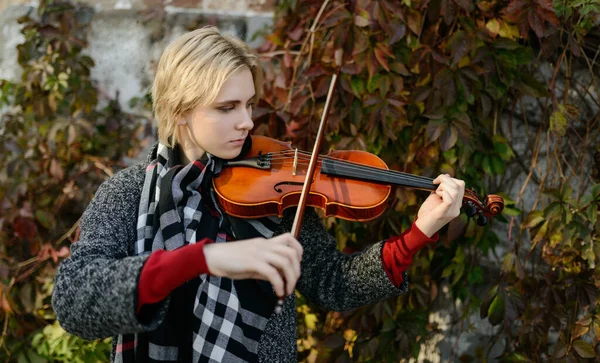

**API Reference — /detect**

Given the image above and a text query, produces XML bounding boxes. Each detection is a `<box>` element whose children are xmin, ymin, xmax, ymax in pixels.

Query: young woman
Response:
<box><xmin>52</xmin><ymin>26</ymin><xmax>465</xmax><ymax>362</ymax></box>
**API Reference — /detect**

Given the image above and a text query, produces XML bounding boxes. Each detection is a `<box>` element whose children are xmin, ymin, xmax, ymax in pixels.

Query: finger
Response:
<box><xmin>277</xmin><ymin>233</ymin><xmax>303</xmax><ymax>260</ymax></box>
<box><xmin>257</xmin><ymin>264</ymin><xmax>285</xmax><ymax>298</ymax></box>
<box><xmin>265</xmin><ymin>252</ymin><xmax>297</xmax><ymax>296</ymax></box>
<box><xmin>443</xmin><ymin>188</ymin><xmax>463</xmax><ymax>218</ymax></box>
<box><xmin>432</xmin><ymin>173</ymin><xmax>452</xmax><ymax>185</ymax></box>
<box><xmin>273</xmin><ymin>244</ymin><xmax>301</xmax><ymax>284</ymax></box>
<box><xmin>437</xmin><ymin>181</ymin><xmax>458</xmax><ymax>201</ymax></box>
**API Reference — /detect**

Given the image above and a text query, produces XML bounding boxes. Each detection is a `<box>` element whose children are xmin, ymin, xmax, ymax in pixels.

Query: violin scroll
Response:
<box><xmin>463</xmin><ymin>190</ymin><xmax>505</xmax><ymax>226</ymax></box>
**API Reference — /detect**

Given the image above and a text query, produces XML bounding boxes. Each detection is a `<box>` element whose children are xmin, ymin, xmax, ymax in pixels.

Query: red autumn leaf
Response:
<box><xmin>407</xmin><ymin>9</ymin><xmax>422</xmax><ymax>35</ymax></box>
<box><xmin>440</xmin><ymin>0</ymin><xmax>457</xmax><ymax>25</ymax></box>
<box><xmin>374</xmin><ymin>47</ymin><xmax>390</xmax><ymax>72</ymax></box>
<box><xmin>1</xmin><ymin>294</ymin><xmax>12</xmax><ymax>314</ymax></box>
<box><xmin>352</xmin><ymin>30</ymin><xmax>370</xmax><ymax>55</ymax></box>
<box><xmin>366</xmin><ymin>52</ymin><xmax>378</xmax><ymax>81</ymax></box>
<box><xmin>535</xmin><ymin>4</ymin><xmax>559</xmax><ymax>27</ymax></box>
<box><xmin>13</xmin><ymin>216</ymin><xmax>37</xmax><ymax>240</ymax></box>
<box><xmin>49</xmin><ymin>158</ymin><xmax>64</xmax><ymax>179</ymax></box>
<box><xmin>528</xmin><ymin>11</ymin><xmax>546</xmax><ymax>38</ymax></box>
<box><xmin>452</xmin><ymin>0</ymin><xmax>472</xmax><ymax>12</ymax></box>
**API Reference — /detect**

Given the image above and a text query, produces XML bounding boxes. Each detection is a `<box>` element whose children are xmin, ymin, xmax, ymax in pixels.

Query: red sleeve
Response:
<box><xmin>137</xmin><ymin>238</ymin><xmax>214</xmax><ymax>314</ymax></box>
<box><xmin>381</xmin><ymin>222</ymin><xmax>439</xmax><ymax>287</ymax></box>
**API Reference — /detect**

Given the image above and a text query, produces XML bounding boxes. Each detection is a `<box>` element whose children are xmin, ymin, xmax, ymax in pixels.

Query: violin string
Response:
<box><xmin>267</xmin><ymin>158</ymin><xmax>435</xmax><ymax>188</ymax></box>
<box><xmin>265</xmin><ymin>150</ymin><xmax>434</xmax><ymax>182</ymax></box>
<box><xmin>263</xmin><ymin>151</ymin><xmax>435</xmax><ymax>185</ymax></box>
<box><xmin>265</xmin><ymin>153</ymin><xmax>434</xmax><ymax>183</ymax></box>
<box><xmin>263</xmin><ymin>156</ymin><xmax>436</xmax><ymax>189</ymax></box>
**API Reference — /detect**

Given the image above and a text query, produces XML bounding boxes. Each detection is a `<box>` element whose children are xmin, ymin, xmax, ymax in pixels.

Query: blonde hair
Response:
<box><xmin>152</xmin><ymin>26</ymin><xmax>263</xmax><ymax>147</ymax></box>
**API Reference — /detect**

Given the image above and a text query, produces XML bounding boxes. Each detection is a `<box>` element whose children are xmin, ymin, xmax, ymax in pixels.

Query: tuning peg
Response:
<box><xmin>477</xmin><ymin>213</ymin><xmax>488</xmax><ymax>226</ymax></box>
<box><xmin>465</xmin><ymin>202</ymin><xmax>478</xmax><ymax>217</ymax></box>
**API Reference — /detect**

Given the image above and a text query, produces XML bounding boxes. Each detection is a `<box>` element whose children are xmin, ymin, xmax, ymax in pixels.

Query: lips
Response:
<box><xmin>229</xmin><ymin>138</ymin><xmax>245</xmax><ymax>145</ymax></box>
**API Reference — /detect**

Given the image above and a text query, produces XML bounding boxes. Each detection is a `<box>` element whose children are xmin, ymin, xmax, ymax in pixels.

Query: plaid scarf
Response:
<box><xmin>114</xmin><ymin>142</ymin><xmax>281</xmax><ymax>363</ymax></box>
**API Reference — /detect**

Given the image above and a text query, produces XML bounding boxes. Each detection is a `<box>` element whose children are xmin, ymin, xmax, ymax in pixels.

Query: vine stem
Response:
<box><xmin>284</xmin><ymin>0</ymin><xmax>331</xmax><ymax>113</ymax></box>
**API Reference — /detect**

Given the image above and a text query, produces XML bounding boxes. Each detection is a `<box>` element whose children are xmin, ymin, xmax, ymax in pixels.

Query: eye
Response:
<box><xmin>246</xmin><ymin>102</ymin><xmax>254</xmax><ymax>109</ymax></box>
<box><xmin>218</xmin><ymin>106</ymin><xmax>235</xmax><ymax>113</ymax></box>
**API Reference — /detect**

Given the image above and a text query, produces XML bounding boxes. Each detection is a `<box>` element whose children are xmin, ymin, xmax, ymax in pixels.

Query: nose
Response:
<box><xmin>237</xmin><ymin>108</ymin><xmax>254</xmax><ymax>130</ymax></box>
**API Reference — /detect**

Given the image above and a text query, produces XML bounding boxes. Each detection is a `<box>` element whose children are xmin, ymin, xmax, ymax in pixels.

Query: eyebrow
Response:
<box><xmin>214</xmin><ymin>94</ymin><xmax>256</xmax><ymax>105</ymax></box>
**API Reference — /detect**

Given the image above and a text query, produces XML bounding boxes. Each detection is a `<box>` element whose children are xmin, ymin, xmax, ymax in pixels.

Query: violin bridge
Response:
<box><xmin>293</xmin><ymin>148</ymin><xmax>298</xmax><ymax>176</ymax></box>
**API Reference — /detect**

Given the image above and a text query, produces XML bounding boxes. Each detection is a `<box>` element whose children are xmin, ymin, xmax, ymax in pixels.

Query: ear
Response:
<box><xmin>177</xmin><ymin>117</ymin><xmax>187</xmax><ymax>126</ymax></box>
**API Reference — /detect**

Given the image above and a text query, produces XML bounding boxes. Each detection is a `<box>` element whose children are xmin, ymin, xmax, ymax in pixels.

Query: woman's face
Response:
<box><xmin>177</xmin><ymin>67</ymin><xmax>255</xmax><ymax>162</ymax></box>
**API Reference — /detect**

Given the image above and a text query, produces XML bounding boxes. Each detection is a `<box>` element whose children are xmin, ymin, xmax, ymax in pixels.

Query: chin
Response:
<box><xmin>214</xmin><ymin>147</ymin><xmax>243</xmax><ymax>160</ymax></box>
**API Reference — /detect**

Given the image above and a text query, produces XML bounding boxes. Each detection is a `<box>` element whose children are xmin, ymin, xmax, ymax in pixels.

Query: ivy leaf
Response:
<box><xmin>528</xmin><ymin>11</ymin><xmax>546</xmax><ymax>38</ymax></box>
<box><xmin>304</xmin><ymin>313</ymin><xmax>318</xmax><ymax>330</ymax></box>
<box><xmin>552</xmin><ymin>340</ymin><xmax>567</xmax><ymax>359</ymax></box>
<box><xmin>352</xmin><ymin>30</ymin><xmax>369</xmax><ymax>55</ymax></box>
<box><xmin>486</xmin><ymin>18</ymin><xmax>501</xmax><ymax>36</ymax></box>
<box><xmin>480</xmin><ymin>285</ymin><xmax>498</xmax><ymax>319</ymax></box>
<box><xmin>366</xmin><ymin>52</ymin><xmax>378</xmax><ymax>82</ymax></box>
<box><xmin>571</xmin><ymin>340</ymin><xmax>596</xmax><ymax>358</ymax></box>
<box><xmin>426</xmin><ymin>122</ymin><xmax>444</xmax><ymax>144</ymax></box>
<box><xmin>593</xmin><ymin>322</ymin><xmax>600</xmax><ymax>343</ymax></box>
<box><xmin>13</xmin><ymin>216</ymin><xmax>37</xmax><ymax>240</ymax></box>
<box><xmin>354</xmin><ymin>9</ymin><xmax>370</xmax><ymax>27</ymax></box>
<box><xmin>468</xmin><ymin>266</ymin><xmax>484</xmax><ymax>284</ymax></box>
<box><xmin>488</xmin><ymin>292</ymin><xmax>505</xmax><ymax>325</ymax></box>
<box><xmin>439</xmin><ymin>125</ymin><xmax>458</xmax><ymax>151</ymax></box>
<box><xmin>549</xmin><ymin>110</ymin><xmax>567</xmax><ymax>136</ymax></box>
<box><xmin>389</xmin><ymin>19</ymin><xmax>406</xmax><ymax>44</ymax></box>
<box><xmin>350</xmin><ymin>77</ymin><xmax>365</xmax><ymax>98</ymax></box>
<box><xmin>523</xmin><ymin>211</ymin><xmax>544</xmax><ymax>228</ymax></box>
<box><xmin>374</xmin><ymin>47</ymin><xmax>390</xmax><ymax>72</ymax></box>
<box><xmin>440</xmin><ymin>0</ymin><xmax>457</xmax><ymax>25</ymax></box>
<box><xmin>407</xmin><ymin>9</ymin><xmax>422</xmax><ymax>35</ymax></box>
<box><xmin>35</xmin><ymin>210</ymin><xmax>55</xmax><ymax>230</ymax></box>
<box><xmin>571</xmin><ymin>323</ymin><xmax>590</xmax><ymax>340</ymax></box>
<box><xmin>447</xmin><ymin>30</ymin><xmax>472</xmax><ymax>67</ymax></box>
<box><xmin>453</xmin><ymin>0</ymin><xmax>472</xmax><ymax>12</ymax></box>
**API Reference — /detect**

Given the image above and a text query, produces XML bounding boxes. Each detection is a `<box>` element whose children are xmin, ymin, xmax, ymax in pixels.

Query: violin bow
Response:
<box><xmin>290</xmin><ymin>73</ymin><xmax>339</xmax><ymax>237</ymax></box>
<box><xmin>273</xmin><ymin>73</ymin><xmax>338</xmax><ymax>314</ymax></box>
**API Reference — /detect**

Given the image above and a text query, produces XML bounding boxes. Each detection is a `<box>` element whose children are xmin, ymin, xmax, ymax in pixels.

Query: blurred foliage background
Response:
<box><xmin>0</xmin><ymin>0</ymin><xmax>599</xmax><ymax>362</ymax></box>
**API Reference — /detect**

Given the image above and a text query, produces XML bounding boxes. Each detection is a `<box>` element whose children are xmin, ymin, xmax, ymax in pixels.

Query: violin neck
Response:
<box><xmin>321</xmin><ymin>157</ymin><xmax>436</xmax><ymax>191</ymax></box>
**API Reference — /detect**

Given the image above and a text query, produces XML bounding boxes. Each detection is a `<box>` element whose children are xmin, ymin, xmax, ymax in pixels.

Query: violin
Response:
<box><xmin>213</xmin><ymin>135</ymin><xmax>504</xmax><ymax>226</ymax></box>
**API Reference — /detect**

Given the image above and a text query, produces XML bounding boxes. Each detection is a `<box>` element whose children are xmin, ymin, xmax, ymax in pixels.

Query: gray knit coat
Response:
<box><xmin>52</xmin><ymin>149</ymin><xmax>408</xmax><ymax>362</ymax></box>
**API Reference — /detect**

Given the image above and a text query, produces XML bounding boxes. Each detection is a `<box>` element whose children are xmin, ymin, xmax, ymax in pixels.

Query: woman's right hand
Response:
<box><xmin>202</xmin><ymin>233</ymin><xmax>303</xmax><ymax>298</ymax></box>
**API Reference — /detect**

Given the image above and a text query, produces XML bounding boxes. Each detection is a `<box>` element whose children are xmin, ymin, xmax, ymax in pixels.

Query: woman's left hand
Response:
<box><xmin>415</xmin><ymin>174</ymin><xmax>466</xmax><ymax>238</ymax></box>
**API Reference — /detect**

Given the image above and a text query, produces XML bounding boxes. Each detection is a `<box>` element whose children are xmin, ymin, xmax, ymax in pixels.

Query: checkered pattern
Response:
<box><xmin>114</xmin><ymin>143</ymin><xmax>277</xmax><ymax>362</ymax></box>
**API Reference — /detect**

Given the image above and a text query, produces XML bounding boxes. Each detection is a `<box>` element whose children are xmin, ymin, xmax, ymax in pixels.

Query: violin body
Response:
<box><xmin>213</xmin><ymin>136</ymin><xmax>392</xmax><ymax>221</ymax></box>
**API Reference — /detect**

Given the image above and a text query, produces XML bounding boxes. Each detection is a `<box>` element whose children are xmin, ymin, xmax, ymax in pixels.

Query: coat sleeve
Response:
<box><xmin>51</xmin><ymin>165</ymin><xmax>169</xmax><ymax>340</ymax></box>
<box><xmin>291</xmin><ymin>208</ymin><xmax>408</xmax><ymax>312</ymax></box>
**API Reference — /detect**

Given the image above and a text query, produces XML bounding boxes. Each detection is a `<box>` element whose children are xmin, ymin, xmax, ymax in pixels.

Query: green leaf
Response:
<box><xmin>350</xmin><ymin>77</ymin><xmax>365</xmax><ymax>97</ymax></box>
<box><xmin>468</xmin><ymin>266</ymin><xmax>484</xmax><ymax>285</ymax></box>
<box><xmin>544</xmin><ymin>201</ymin><xmax>562</xmax><ymax>219</ymax></box>
<box><xmin>480</xmin><ymin>285</ymin><xmax>498</xmax><ymax>319</ymax></box>
<box><xmin>592</xmin><ymin>183</ymin><xmax>600</xmax><ymax>199</ymax></box>
<box><xmin>550</xmin><ymin>110</ymin><xmax>567</xmax><ymax>136</ymax></box>
<box><xmin>490</xmin><ymin>156</ymin><xmax>505</xmax><ymax>174</ymax></box>
<box><xmin>571</xmin><ymin>340</ymin><xmax>596</xmax><ymax>358</ymax></box>
<box><xmin>488</xmin><ymin>293</ymin><xmax>505</xmax><ymax>325</ymax></box>
<box><xmin>35</xmin><ymin>209</ymin><xmax>55</xmax><ymax>229</ymax></box>
<box><xmin>523</xmin><ymin>211</ymin><xmax>545</xmax><ymax>228</ymax></box>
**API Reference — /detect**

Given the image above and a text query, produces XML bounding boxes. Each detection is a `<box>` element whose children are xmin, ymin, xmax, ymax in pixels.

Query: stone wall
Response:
<box><xmin>0</xmin><ymin>0</ymin><xmax>274</xmax><ymax>112</ymax></box>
